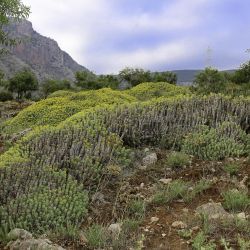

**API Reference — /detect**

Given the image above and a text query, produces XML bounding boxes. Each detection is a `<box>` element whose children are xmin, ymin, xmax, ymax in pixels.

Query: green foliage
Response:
<box><xmin>182</xmin><ymin>122</ymin><xmax>248</xmax><ymax>160</ymax></box>
<box><xmin>153</xmin><ymin>179</ymin><xmax>211</xmax><ymax>205</ymax></box>
<box><xmin>193</xmin><ymin>67</ymin><xmax>227</xmax><ymax>94</ymax></box>
<box><xmin>152</xmin><ymin>180</ymin><xmax>189</xmax><ymax>204</ymax></box>
<box><xmin>166</xmin><ymin>151</ymin><xmax>190</xmax><ymax>168</ymax></box>
<box><xmin>3</xmin><ymin>88</ymin><xmax>136</xmax><ymax>134</ymax></box>
<box><xmin>127</xmin><ymin>82</ymin><xmax>190</xmax><ymax>101</ymax></box>
<box><xmin>0</xmin><ymin>91</ymin><xmax>13</xmax><ymax>102</ymax></box>
<box><xmin>119</xmin><ymin>67</ymin><xmax>151</xmax><ymax>87</ymax></box>
<box><xmin>85</xmin><ymin>224</ymin><xmax>108</xmax><ymax>248</ymax></box>
<box><xmin>232</xmin><ymin>61</ymin><xmax>250</xmax><ymax>84</ymax></box>
<box><xmin>184</xmin><ymin>179</ymin><xmax>211</xmax><ymax>202</ymax></box>
<box><xmin>0</xmin><ymin>0</ymin><xmax>30</xmax><ymax>46</ymax></box>
<box><xmin>128</xmin><ymin>199</ymin><xmax>146</xmax><ymax>219</ymax></box>
<box><xmin>7</xmin><ymin>69</ymin><xmax>38</xmax><ymax>99</ymax></box>
<box><xmin>75</xmin><ymin>71</ymin><xmax>120</xmax><ymax>90</ymax></box>
<box><xmin>192</xmin><ymin>231</ymin><xmax>216</xmax><ymax>250</ymax></box>
<box><xmin>223</xmin><ymin>162</ymin><xmax>240</xmax><ymax>176</ymax></box>
<box><xmin>41</xmin><ymin>79</ymin><xmax>71</xmax><ymax>97</ymax></box>
<box><xmin>151</xmin><ymin>71</ymin><xmax>177</xmax><ymax>84</ymax></box>
<box><xmin>238</xmin><ymin>237</ymin><xmax>250</xmax><ymax>250</ymax></box>
<box><xmin>222</xmin><ymin>189</ymin><xmax>249</xmax><ymax>212</ymax></box>
<box><xmin>0</xmin><ymin>165</ymin><xmax>88</xmax><ymax>238</ymax></box>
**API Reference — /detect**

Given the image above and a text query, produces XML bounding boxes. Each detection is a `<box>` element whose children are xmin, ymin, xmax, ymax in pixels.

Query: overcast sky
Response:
<box><xmin>22</xmin><ymin>0</ymin><xmax>250</xmax><ymax>74</ymax></box>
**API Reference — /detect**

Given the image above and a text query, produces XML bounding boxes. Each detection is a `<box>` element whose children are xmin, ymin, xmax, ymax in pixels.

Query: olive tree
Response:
<box><xmin>0</xmin><ymin>0</ymin><xmax>30</xmax><ymax>46</ymax></box>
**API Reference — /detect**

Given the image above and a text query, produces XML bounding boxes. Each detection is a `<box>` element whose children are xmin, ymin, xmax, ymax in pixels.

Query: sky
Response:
<box><xmin>22</xmin><ymin>0</ymin><xmax>250</xmax><ymax>74</ymax></box>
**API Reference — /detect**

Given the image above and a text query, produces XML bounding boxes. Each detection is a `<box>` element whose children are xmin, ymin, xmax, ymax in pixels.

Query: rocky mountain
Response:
<box><xmin>0</xmin><ymin>19</ymin><xmax>88</xmax><ymax>81</ymax></box>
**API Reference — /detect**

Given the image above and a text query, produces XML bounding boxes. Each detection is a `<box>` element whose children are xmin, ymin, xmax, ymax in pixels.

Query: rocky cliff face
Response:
<box><xmin>0</xmin><ymin>19</ymin><xmax>88</xmax><ymax>81</ymax></box>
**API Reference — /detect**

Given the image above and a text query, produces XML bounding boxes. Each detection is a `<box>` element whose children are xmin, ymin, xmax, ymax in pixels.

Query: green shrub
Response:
<box><xmin>127</xmin><ymin>82</ymin><xmax>190</xmax><ymax>101</ymax></box>
<box><xmin>166</xmin><ymin>151</ymin><xmax>190</xmax><ymax>168</ymax></box>
<box><xmin>185</xmin><ymin>179</ymin><xmax>211</xmax><ymax>202</ymax></box>
<box><xmin>0</xmin><ymin>166</ymin><xmax>88</xmax><ymax>237</ymax></box>
<box><xmin>0</xmin><ymin>91</ymin><xmax>13</xmax><ymax>102</ymax></box>
<box><xmin>128</xmin><ymin>199</ymin><xmax>146</xmax><ymax>219</ymax></box>
<box><xmin>223</xmin><ymin>162</ymin><xmax>240</xmax><ymax>176</ymax></box>
<box><xmin>182</xmin><ymin>122</ymin><xmax>248</xmax><ymax>160</ymax></box>
<box><xmin>222</xmin><ymin>189</ymin><xmax>249</xmax><ymax>212</ymax></box>
<box><xmin>192</xmin><ymin>231</ymin><xmax>216</xmax><ymax>250</ymax></box>
<box><xmin>85</xmin><ymin>224</ymin><xmax>108</xmax><ymax>248</ymax></box>
<box><xmin>152</xmin><ymin>180</ymin><xmax>189</xmax><ymax>204</ymax></box>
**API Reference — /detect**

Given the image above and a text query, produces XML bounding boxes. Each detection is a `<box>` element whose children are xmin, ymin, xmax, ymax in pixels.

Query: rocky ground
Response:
<box><xmin>0</xmin><ymin>103</ymin><xmax>249</xmax><ymax>250</ymax></box>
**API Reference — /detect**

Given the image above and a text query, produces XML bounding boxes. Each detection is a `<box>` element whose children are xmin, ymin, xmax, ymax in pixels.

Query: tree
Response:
<box><xmin>97</xmin><ymin>74</ymin><xmax>119</xmax><ymax>89</ymax></box>
<box><xmin>152</xmin><ymin>71</ymin><xmax>177</xmax><ymax>84</ymax></box>
<box><xmin>8</xmin><ymin>69</ymin><xmax>38</xmax><ymax>99</ymax></box>
<box><xmin>41</xmin><ymin>79</ymin><xmax>71</xmax><ymax>97</ymax></box>
<box><xmin>118</xmin><ymin>67</ymin><xmax>151</xmax><ymax>87</ymax></box>
<box><xmin>0</xmin><ymin>0</ymin><xmax>30</xmax><ymax>46</ymax></box>
<box><xmin>75</xmin><ymin>71</ymin><xmax>99</xmax><ymax>90</ymax></box>
<box><xmin>232</xmin><ymin>61</ymin><xmax>250</xmax><ymax>84</ymax></box>
<box><xmin>193</xmin><ymin>67</ymin><xmax>227</xmax><ymax>94</ymax></box>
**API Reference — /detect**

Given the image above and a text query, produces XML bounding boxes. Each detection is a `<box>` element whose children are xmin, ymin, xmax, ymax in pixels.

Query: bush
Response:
<box><xmin>128</xmin><ymin>199</ymin><xmax>146</xmax><ymax>219</ymax></box>
<box><xmin>0</xmin><ymin>91</ymin><xmax>13</xmax><ymax>102</ymax></box>
<box><xmin>182</xmin><ymin>122</ymin><xmax>248</xmax><ymax>160</ymax></box>
<box><xmin>85</xmin><ymin>224</ymin><xmax>108</xmax><ymax>248</ymax></box>
<box><xmin>152</xmin><ymin>180</ymin><xmax>189</xmax><ymax>204</ymax></box>
<box><xmin>223</xmin><ymin>162</ymin><xmax>240</xmax><ymax>176</ymax></box>
<box><xmin>222</xmin><ymin>189</ymin><xmax>249</xmax><ymax>212</ymax></box>
<box><xmin>166</xmin><ymin>152</ymin><xmax>190</xmax><ymax>168</ymax></box>
<box><xmin>0</xmin><ymin>165</ymin><xmax>88</xmax><ymax>238</ymax></box>
<box><xmin>127</xmin><ymin>82</ymin><xmax>190</xmax><ymax>101</ymax></box>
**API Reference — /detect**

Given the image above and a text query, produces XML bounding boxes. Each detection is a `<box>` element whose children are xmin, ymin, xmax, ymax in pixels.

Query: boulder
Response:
<box><xmin>142</xmin><ymin>153</ymin><xmax>157</xmax><ymax>167</ymax></box>
<box><xmin>6</xmin><ymin>229</ymin><xmax>65</xmax><ymax>250</ymax></box>
<box><xmin>196</xmin><ymin>202</ymin><xmax>233</xmax><ymax>221</ymax></box>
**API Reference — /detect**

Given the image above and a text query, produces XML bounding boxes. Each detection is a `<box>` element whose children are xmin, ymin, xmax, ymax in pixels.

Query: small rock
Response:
<box><xmin>7</xmin><ymin>229</ymin><xmax>33</xmax><ymax>241</ymax></box>
<box><xmin>138</xmin><ymin>165</ymin><xmax>147</xmax><ymax>170</ymax></box>
<box><xmin>171</xmin><ymin>221</ymin><xmax>187</xmax><ymax>229</ymax></box>
<box><xmin>182</xmin><ymin>208</ymin><xmax>189</xmax><ymax>213</ymax></box>
<box><xmin>142</xmin><ymin>153</ymin><xmax>157</xmax><ymax>167</ymax></box>
<box><xmin>196</xmin><ymin>202</ymin><xmax>233</xmax><ymax>221</ymax></box>
<box><xmin>191</xmin><ymin>226</ymin><xmax>199</xmax><ymax>232</ymax></box>
<box><xmin>79</xmin><ymin>231</ymin><xmax>88</xmax><ymax>244</ymax></box>
<box><xmin>150</xmin><ymin>217</ymin><xmax>159</xmax><ymax>223</ymax></box>
<box><xmin>236</xmin><ymin>212</ymin><xmax>246</xmax><ymax>220</ymax></box>
<box><xmin>162</xmin><ymin>233</ymin><xmax>166</xmax><ymax>237</ymax></box>
<box><xmin>140</xmin><ymin>183</ymin><xmax>145</xmax><ymax>188</ymax></box>
<box><xmin>159</xmin><ymin>178</ymin><xmax>172</xmax><ymax>185</ymax></box>
<box><xmin>108</xmin><ymin>223</ymin><xmax>122</xmax><ymax>235</ymax></box>
<box><xmin>91</xmin><ymin>192</ymin><xmax>106</xmax><ymax>203</ymax></box>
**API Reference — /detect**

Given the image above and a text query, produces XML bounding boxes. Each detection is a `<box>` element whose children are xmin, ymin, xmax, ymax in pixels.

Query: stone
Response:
<box><xmin>140</xmin><ymin>183</ymin><xmax>145</xmax><ymax>188</ymax></box>
<box><xmin>79</xmin><ymin>231</ymin><xmax>88</xmax><ymax>244</ymax></box>
<box><xmin>159</xmin><ymin>178</ymin><xmax>172</xmax><ymax>185</ymax></box>
<box><xmin>171</xmin><ymin>221</ymin><xmax>187</xmax><ymax>229</ymax></box>
<box><xmin>150</xmin><ymin>217</ymin><xmax>159</xmax><ymax>223</ymax></box>
<box><xmin>236</xmin><ymin>212</ymin><xmax>246</xmax><ymax>220</ymax></box>
<box><xmin>7</xmin><ymin>238</ymin><xmax>65</xmax><ymax>250</ymax></box>
<box><xmin>91</xmin><ymin>192</ymin><xmax>106</xmax><ymax>203</ymax></box>
<box><xmin>142</xmin><ymin>153</ymin><xmax>157</xmax><ymax>167</ymax></box>
<box><xmin>108</xmin><ymin>223</ymin><xmax>122</xmax><ymax>235</ymax></box>
<box><xmin>196</xmin><ymin>202</ymin><xmax>233</xmax><ymax>221</ymax></box>
<box><xmin>7</xmin><ymin>229</ymin><xmax>33</xmax><ymax>241</ymax></box>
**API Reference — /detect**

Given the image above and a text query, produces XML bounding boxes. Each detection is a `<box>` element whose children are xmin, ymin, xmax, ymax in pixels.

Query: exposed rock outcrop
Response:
<box><xmin>1</xmin><ymin>19</ymin><xmax>88</xmax><ymax>81</ymax></box>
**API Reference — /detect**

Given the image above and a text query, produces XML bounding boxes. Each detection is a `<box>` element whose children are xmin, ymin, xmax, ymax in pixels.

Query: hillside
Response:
<box><xmin>0</xmin><ymin>19</ymin><xmax>88</xmax><ymax>81</ymax></box>
<box><xmin>0</xmin><ymin>82</ymin><xmax>249</xmax><ymax>250</ymax></box>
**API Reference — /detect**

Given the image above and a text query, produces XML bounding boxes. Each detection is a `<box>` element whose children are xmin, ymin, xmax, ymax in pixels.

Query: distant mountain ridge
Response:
<box><xmin>0</xmin><ymin>19</ymin><xmax>88</xmax><ymax>81</ymax></box>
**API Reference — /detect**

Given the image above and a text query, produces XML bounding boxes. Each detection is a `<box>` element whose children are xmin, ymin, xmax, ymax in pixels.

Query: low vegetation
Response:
<box><xmin>0</xmin><ymin>62</ymin><xmax>249</xmax><ymax>249</ymax></box>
